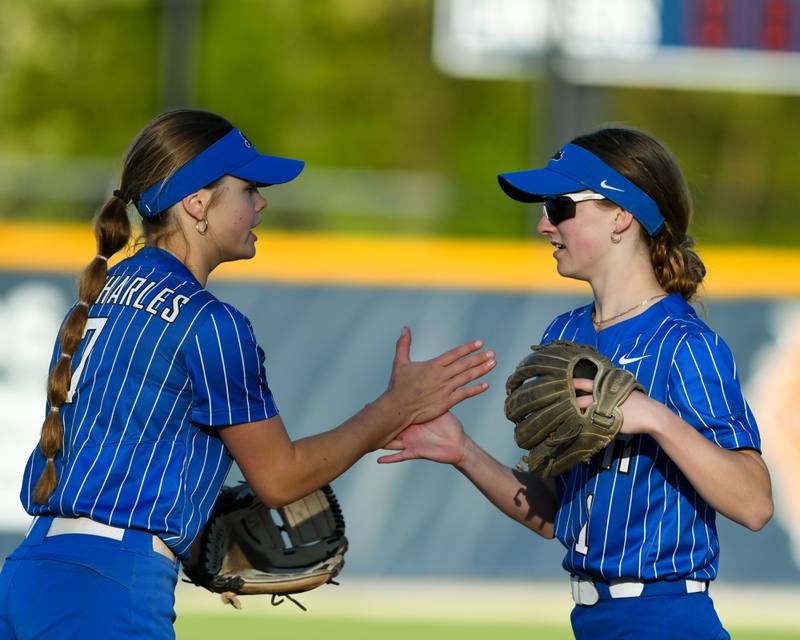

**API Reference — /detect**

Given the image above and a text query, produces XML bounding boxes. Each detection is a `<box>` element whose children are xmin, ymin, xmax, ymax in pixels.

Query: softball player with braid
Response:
<box><xmin>380</xmin><ymin>128</ymin><xmax>773</xmax><ymax>639</ymax></box>
<box><xmin>0</xmin><ymin>108</ymin><xmax>496</xmax><ymax>639</ymax></box>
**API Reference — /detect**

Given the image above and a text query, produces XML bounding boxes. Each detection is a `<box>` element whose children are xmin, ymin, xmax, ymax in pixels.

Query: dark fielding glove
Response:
<box><xmin>183</xmin><ymin>483</ymin><xmax>347</xmax><ymax>610</ymax></box>
<box><xmin>504</xmin><ymin>340</ymin><xmax>645</xmax><ymax>478</ymax></box>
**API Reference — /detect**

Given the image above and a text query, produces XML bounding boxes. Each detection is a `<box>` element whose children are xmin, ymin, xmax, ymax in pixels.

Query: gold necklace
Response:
<box><xmin>592</xmin><ymin>293</ymin><xmax>668</xmax><ymax>330</ymax></box>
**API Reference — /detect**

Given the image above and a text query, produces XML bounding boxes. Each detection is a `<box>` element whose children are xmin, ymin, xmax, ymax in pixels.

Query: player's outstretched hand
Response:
<box><xmin>378</xmin><ymin>412</ymin><xmax>467</xmax><ymax>465</ymax></box>
<box><xmin>386</xmin><ymin>327</ymin><xmax>495</xmax><ymax>427</ymax></box>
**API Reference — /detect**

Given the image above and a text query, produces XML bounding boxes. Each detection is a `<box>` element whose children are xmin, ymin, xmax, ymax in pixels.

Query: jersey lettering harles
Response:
<box><xmin>95</xmin><ymin>273</ymin><xmax>190</xmax><ymax>323</ymax></box>
<box><xmin>542</xmin><ymin>294</ymin><xmax>760</xmax><ymax>582</ymax></box>
<box><xmin>20</xmin><ymin>247</ymin><xmax>278</xmax><ymax>559</ymax></box>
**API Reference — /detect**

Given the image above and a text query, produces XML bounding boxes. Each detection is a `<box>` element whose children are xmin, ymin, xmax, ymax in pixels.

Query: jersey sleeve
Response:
<box><xmin>540</xmin><ymin>318</ymin><xmax>559</xmax><ymax>344</ymax></box>
<box><xmin>665</xmin><ymin>331</ymin><xmax>761</xmax><ymax>451</ymax></box>
<box><xmin>185</xmin><ymin>303</ymin><xmax>279</xmax><ymax>427</ymax></box>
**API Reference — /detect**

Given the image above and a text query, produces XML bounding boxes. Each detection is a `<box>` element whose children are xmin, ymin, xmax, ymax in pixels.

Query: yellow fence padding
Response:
<box><xmin>1</xmin><ymin>221</ymin><xmax>797</xmax><ymax>298</ymax></box>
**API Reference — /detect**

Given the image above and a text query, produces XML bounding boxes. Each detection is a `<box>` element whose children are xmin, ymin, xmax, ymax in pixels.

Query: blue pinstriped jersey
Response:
<box><xmin>20</xmin><ymin>247</ymin><xmax>278</xmax><ymax>558</ymax></box>
<box><xmin>542</xmin><ymin>294</ymin><xmax>761</xmax><ymax>582</ymax></box>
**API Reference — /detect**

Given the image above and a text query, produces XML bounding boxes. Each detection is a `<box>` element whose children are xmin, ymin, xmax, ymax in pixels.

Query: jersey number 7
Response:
<box><xmin>65</xmin><ymin>316</ymin><xmax>108</xmax><ymax>403</ymax></box>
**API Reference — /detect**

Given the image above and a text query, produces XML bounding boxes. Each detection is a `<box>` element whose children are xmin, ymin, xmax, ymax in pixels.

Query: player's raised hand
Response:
<box><xmin>378</xmin><ymin>412</ymin><xmax>467</xmax><ymax>465</ymax></box>
<box><xmin>386</xmin><ymin>326</ymin><xmax>495</xmax><ymax>426</ymax></box>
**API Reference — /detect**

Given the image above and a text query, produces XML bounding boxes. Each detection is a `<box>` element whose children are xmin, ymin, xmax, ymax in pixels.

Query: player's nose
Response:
<box><xmin>537</xmin><ymin>210</ymin><xmax>556</xmax><ymax>236</ymax></box>
<box><xmin>255</xmin><ymin>193</ymin><xmax>268</xmax><ymax>213</ymax></box>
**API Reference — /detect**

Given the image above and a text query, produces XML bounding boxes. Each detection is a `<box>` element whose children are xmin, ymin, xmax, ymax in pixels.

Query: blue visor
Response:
<box><xmin>134</xmin><ymin>128</ymin><xmax>304</xmax><ymax>217</ymax></box>
<box><xmin>497</xmin><ymin>143</ymin><xmax>664</xmax><ymax>236</ymax></box>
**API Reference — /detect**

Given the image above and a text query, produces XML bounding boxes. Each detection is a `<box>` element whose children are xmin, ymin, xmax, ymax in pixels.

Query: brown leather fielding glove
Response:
<box><xmin>504</xmin><ymin>340</ymin><xmax>644</xmax><ymax>478</ymax></box>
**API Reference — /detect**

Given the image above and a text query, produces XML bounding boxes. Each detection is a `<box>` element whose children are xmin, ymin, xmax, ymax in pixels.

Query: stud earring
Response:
<box><xmin>196</xmin><ymin>217</ymin><xmax>208</xmax><ymax>235</ymax></box>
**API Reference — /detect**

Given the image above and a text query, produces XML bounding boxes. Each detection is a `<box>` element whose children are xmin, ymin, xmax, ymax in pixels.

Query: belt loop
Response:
<box><xmin>120</xmin><ymin>527</ymin><xmax>177</xmax><ymax>564</ymax></box>
<box><xmin>571</xmin><ymin>574</ymin><xmax>581</xmax><ymax>603</ymax></box>
<box><xmin>608</xmin><ymin>579</ymin><xmax>645</xmax><ymax>598</ymax></box>
<box><xmin>25</xmin><ymin>516</ymin><xmax>52</xmax><ymax>546</ymax></box>
<box><xmin>570</xmin><ymin>574</ymin><xmax>600</xmax><ymax>606</ymax></box>
<box><xmin>120</xmin><ymin>527</ymin><xmax>153</xmax><ymax>555</ymax></box>
<box><xmin>686</xmin><ymin>578</ymin><xmax>708</xmax><ymax>594</ymax></box>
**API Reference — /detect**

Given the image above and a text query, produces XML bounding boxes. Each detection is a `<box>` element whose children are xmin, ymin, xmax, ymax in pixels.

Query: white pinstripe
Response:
<box><xmin>598</xmin><ymin>343</ymin><xmax>623</xmax><ymax>578</ymax></box>
<box><xmin>150</xmin><ymin>403</ymin><xmax>191</xmax><ymax>532</ymax></box>
<box><xmin>129</xmin><ymin>378</ymin><xmax>190</xmax><ymax>528</ymax></box>
<box><xmin>174</xmin><ymin>441</ymin><xmax>229</xmax><ymax>557</ymax></box>
<box><xmin>618</xmin><ymin>435</ymin><xmax>643</xmax><ymax>576</ymax></box>
<box><xmin>670</xmin><ymin>465</ymin><xmax>681</xmax><ymax>574</ymax></box>
<box><xmin>210</xmin><ymin>314</ymin><xmax>233</xmax><ymax>424</ymax></box>
<box><xmin>245</xmin><ymin>319</ymin><xmax>270</xmax><ymax>416</ymax></box>
<box><xmin>165</xmin><ymin>428</ymin><xmax>210</xmax><ymax>545</ymax></box>
<box><xmin>672</xmin><ymin>364</ymin><xmax>723</xmax><ymax>447</ymax></box>
<box><xmin>194</xmin><ymin>335</ymin><xmax>212</xmax><ymax>422</ymax></box>
<box><xmin>161</xmin><ymin>425</ymin><xmax>200</xmax><ymax>535</ymax></box>
<box><xmin>222</xmin><ymin>304</ymin><xmax>252</xmax><ymax>424</ymax></box>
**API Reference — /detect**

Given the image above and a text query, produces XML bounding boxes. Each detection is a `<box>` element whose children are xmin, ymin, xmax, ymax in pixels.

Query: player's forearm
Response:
<box><xmin>646</xmin><ymin>403</ymin><xmax>773</xmax><ymax>531</ymax></box>
<box><xmin>225</xmin><ymin>394</ymin><xmax>408</xmax><ymax>507</ymax></box>
<box><xmin>273</xmin><ymin>394</ymin><xmax>407</xmax><ymax>504</ymax></box>
<box><xmin>455</xmin><ymin>437</ymin><xmax>557</xmax><ymax>538</ymax></box>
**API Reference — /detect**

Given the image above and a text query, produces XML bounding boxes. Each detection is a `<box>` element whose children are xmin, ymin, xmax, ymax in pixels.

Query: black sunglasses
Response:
<box><xmin>543</xmin><ymin>193</ymin><xmax>606</xmax><ymax>225</ymax></box>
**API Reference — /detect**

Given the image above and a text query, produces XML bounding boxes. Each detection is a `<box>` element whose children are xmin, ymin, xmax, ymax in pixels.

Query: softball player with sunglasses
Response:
<box><xmin>380</xmin><ymin>127</ymin><xmax>773</xmax><ymax>639</ymax></box>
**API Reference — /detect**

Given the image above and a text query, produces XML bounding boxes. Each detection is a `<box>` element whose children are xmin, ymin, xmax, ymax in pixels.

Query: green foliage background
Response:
<box><xmin>2</xmin><ymin>0</ymin><xmax>799</xmax><ymax>244</ymax></box>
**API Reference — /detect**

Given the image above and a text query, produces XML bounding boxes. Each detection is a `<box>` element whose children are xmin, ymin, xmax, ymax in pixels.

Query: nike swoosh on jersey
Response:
<box><xmin>618</xmin><ymin>354</ymin><xmax>650</xmax><ymax>365</ymax></box>
<box><xmin>600</xmin><ymin>179</ymin><xmax>625</xmax><ymax>192</ymax></box>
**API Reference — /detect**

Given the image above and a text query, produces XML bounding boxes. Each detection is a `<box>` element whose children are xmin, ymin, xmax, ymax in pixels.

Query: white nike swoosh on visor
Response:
<box><xmin>618</xmin><ymin>355</ymin><xmax>649</xmax><ymax>365</ymax></box>
<box><xmin>600</xmin><ymin>179</ymin><xmax>624</xmax><ymax>192</ymax></box>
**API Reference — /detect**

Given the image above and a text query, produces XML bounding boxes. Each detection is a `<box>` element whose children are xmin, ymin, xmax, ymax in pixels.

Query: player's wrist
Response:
<box><xmin>630</xmin><ymin>394</ymin><xmax>669</xmax><ymax>437</ymax></box>
<box><xmin>453</xmin><ymin>435</ymin><xmax>478</xmax><ymax>472</ymax></box>
<box><xmin>370</xmin><ymin>390</ymin><xmax>413</xmax><ymax>431</ymax></box>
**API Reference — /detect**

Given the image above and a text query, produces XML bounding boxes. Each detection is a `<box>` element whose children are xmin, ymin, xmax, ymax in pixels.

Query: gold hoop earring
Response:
<box><xmin>195</xmin><ymin>217</ymin><xmax>208</xmax><ymax>235</ymax></box>
<box><xmin>610</xmin><ymin>231</ymin><xmax>622</xmax><ymax>244</ymax></box>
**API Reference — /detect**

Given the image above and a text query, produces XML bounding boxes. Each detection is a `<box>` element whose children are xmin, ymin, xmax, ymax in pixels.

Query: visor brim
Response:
<box><xmin>498</xmin><ymin>169</ymin><xmax>587</xmax><ymax>203</ymax></box>
<box><xmin>231</xmin><ymin>154</ymin><xmax>305</xmax><ymax>187</ymax></box>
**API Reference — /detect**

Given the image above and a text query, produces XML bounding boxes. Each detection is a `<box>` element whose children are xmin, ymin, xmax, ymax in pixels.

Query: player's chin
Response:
<box><xmin>240</xmin><ymin>236</ymin><xmax>257</xmax><ymax>259</ymax></box>
<box><xmin>225</xmin><ymin>244</ymin><xmax>256</xmax><ymax>263</ymax></box>
<box><xmin>555</xmin><ymin>261</ymin><xmax>575</xmax><ymax>278</ymax></box>
<box><xmin>555</xmin><ymin>260</ymin><xmax>589</xmax><ymax>282</ymax></box>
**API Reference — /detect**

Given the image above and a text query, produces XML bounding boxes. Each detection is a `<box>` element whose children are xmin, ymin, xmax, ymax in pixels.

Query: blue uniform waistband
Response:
<box><xmin>23</xmin><ymin>515</ymin><xmax>178</xmax><ymax>565</ymax></box>
<box><xmin>570</xmin><ymin>574</ymin><xmax>709</xmax><ymax>606</ymax></box>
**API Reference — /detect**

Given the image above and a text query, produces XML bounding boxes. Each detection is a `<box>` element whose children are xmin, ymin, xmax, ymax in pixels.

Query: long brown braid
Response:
<box><xmin>32</xmin><ymin>108</ymin><xmax>233</xmax><ymax>503</ymax></box>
